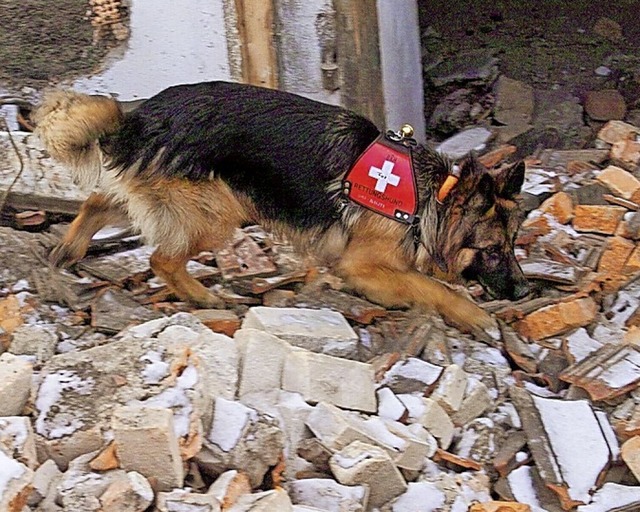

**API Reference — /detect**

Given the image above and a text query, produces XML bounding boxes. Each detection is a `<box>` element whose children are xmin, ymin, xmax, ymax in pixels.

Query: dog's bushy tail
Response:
<box><xmin>33</xmin><ymin>91</ymin><xmax>123</xmax><ymax>190</ymax></box>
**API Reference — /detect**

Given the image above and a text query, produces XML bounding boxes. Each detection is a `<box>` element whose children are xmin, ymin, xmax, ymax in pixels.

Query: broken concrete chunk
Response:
<box><xmin>206</xmin><ymin>470</ymin><xmax>251</xmax><ymax>510</ymax></box>
<box><xmin>306</xmin><ymin>402</ymin><xmax>378</xmax><ymax>451</ymax></box>
<box><xmin>235</xmin><ymin>328</ymin><xmax>291</xmax><ymax>397</ymax></box>
<box><xmin>450</xmin><ymin>378</ymin><xmax>493</xmax><ymax>427</ymax></box>
<box><xmin>242</xmin><ymin>307</ymin><xmax>359</xmax><ymax>359</ymax></box>
<box><xmin>397</xmin><ymin>395</ymin><xmax>454</xmax><ymax>449</ymax></box>
<box><xmin>112</xmin><ymin>406</ymin><xmax>184</xmax><ymax>491</ymax></box>
<box><xmin>0</xmin><ymin>353</ymin><xmax>32</xmax><ymax>416</ymax></box>
<box><xmin>430</xmin><ymin>364</ymin><xmax>468</xmax><ymax>413</ymax></box>
<box><xmin>376</xmin><ymin>387</ymin><xmax>407</xmax><ymax>421</ymax></box>
<box><xmin>283</xmin><ymin>350</ymin><xmax>376</xmax><ymax>412</ymax></box>
<box><xmin>561</xmin><ymin>328</ymin><xmax>604</xmax><ymax>365</ymax></box>
<box><xmin>577</xmin><ymin>483</ymin><xmax>640</xmax><ymax>511</ymax></box>
<box><xmin>156</xmin><ymin>488</ymin><xmax>222</xmax><ymax>512</ymax></box>
<box><xmin>198</xmin><ymin>397</ymin><xmax>284</xmax><ymax>488</ymax></box>
<box><xmin>227</xmin><ymin>489</ymin><xmax>292</xmax><ymax>512</ymax></box>
<box><xmin>329</xmin><ymin>441</ymin><xmax>407</xmax><ymax>510</ymax></box>
<box><xmin>0</xmin><ymin>450</ymin><xmax>33</xmax><ymax>512</ymax></box>
<box><xmin>560</xmin><ymin>343</ymin><xmax>640</xmax><ymax>401</ymax></box>
<box><xmin>0</xmin><ymin>416</ymin><xmax>37</xmax><ymax>469</ymax></box>
<box><xmin>34</xmin><ymin>313</ymin><xmax>238</xmax><ymax>469</ymax></box>
<box><xmin>289</xmin><ymin>478</ymin><xmax>368</xmax><ymax>512</ymax></box>
<box><xmin>57</xmin><ymin>451</ymin><xmax>127</xmax><ymax>512</ymax></box>
<box><xmin>8</xmin><ymin>323</ymin><xmax>58</xmax><ymax>364</ymax></box>
<box><xmin>27</xmin><ymin>459</ymin><xmax>61</xmax><ymax>507</ymax></box>
<box><xmin>436</xmin><ymin>126</ymin><xmax>493</xmax><ymax>159</ymax></box>
<box><xmin>99</xmin><ymin>471</ymin><xmax>154</xmax><ymax>512</ymax></box>
<box><xmin>511</xmin><ymin>387</ymin><xmax>611</xmax><ymax>508</ymax></box>
<box><xmin>379</xmin><ymin>357</ymin><xmax>443</xmax><ymax>394</ymax></box>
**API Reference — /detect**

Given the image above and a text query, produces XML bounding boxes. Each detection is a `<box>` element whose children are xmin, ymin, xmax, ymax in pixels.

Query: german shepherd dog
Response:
<box><xmin>34</xmin><ymin>81</ymin><xmax>529</xmax><ymax>336</ymax></box>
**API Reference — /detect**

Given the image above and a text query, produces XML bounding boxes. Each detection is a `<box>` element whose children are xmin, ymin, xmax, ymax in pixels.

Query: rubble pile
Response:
<box><xmin>2</xmin><ymin>73</ymin><xmax>640</xmax><ymax>511</ymax></box>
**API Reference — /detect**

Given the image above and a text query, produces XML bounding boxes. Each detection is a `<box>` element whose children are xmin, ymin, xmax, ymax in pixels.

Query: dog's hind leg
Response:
<box><xmin>50</xmin><ymin>192</ymin><xmax>128</xmax><ymax>267</ymax></box>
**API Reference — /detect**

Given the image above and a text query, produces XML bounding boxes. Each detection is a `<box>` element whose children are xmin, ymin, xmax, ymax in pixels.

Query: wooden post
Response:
<box><xmin>234</xmin><ymin>0</ymin><xmax>279</xmax><ymax>88</ymax></box>
<box><xmin>334</xmin><ymin>0</ymin><xmax>385</xmax><ymax>129</ymax></box>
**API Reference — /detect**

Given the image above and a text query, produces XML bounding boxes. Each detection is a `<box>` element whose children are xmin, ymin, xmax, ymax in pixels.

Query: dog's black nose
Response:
<box><xmin>513</xmin><ymin>281</ymin><xmax>530</xmax><ymax>300</ymax></box>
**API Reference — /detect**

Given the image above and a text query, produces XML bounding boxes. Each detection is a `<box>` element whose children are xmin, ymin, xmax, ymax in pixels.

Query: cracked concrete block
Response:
<box><xmin>9</xmin><ymin>324</ymin><xmax>58</xmax><ymax>364</ymax></box>
<box><xmin>112</xmin><ymin>406</ymin><xmax>184</xmax><ymax>491</ymax></box>
<box><xmin>242</xmin><ymin>307</ymin><xmax>359</xmax><ymax>359</ymax></box>
<box><xmin>235</xmin><ymin>328</ymin><xmax>292</xmax><ymax>397</ymax></box>
<box><xmin>157</xmin><ymin>489</ymin><xmax>222</xmax><ymax>512</ymax></box>
<box><xmin>289</xmin><ymin>478</ymin><xmax>368</xmax><ymax>512</ymax></box>
<box><xmin>0</xmin><ymin>416</ymin><xmax>37</xmax><ymax>469</ymax></box>
<box><xmin>0</xmin><ymin>450</ymin><xmax>33</xmax><ymax>512</ymax></box>
<box><xmin>240</xmin><ymin>390</ymin><xmax>315</xmax><ymax>480</ymax></box>
<box><xmin>33</xmin><ymin>313</ymin><xmax>238</xmax><ymax>469</ymax></box>
<box><xmin>99</xmin><ymin>471</ymin><xmax>154</xmax><ymax>512</ymax></box>
<box><xmin>283</xmin><ymin>351</ymin><xmax>376</xmax><ymax>412</ymax></box>
<box><xmin>430</xmin><ymin>364</ymin><xmax>468</xmax><ymax>413</ymax></box>
<box><xmin>398</xmin><ymin>395</ymin><xmax>454</xmax><ymax>449</ymax></box>
<box><xmin>376</xmin><ymin>387</ymin><xmax>407</xmax><ymax>421</ymax></box>
<box><xmin>0</xmin><ymin>353</ymin><xmax>32</xmax><ymax>416</ymax></box>
<box><xmin>380</xmin><ymin>358</ymin><xmax>443</xmax><ymax>394</ymax></box>
<box><xmin>27</xmin><ymin>459</ymin><xmax>61</xmax><ymax>508</ymax></box>
<box><xmin>57</xmin><ymin>452</ymin><xmax>127</xmax><ymax>512</ymax></box>
<box><xmin>330</xmin><ymin>441</ymin><xmax>407</xmax><ymax>510</ymax></box>
<box><xmin>227</xmin><ymin>489</ymin><xmax>293</xmax><ymax>511</ymax></box>
<box><xmin>197</xmin><ymin>397</ymin><xmax>284</xmax><ymax>488</ymax></box>
<box><xmin>206</xmin><ymin>470</ymin><xmax>251</xmax><ymax>509</ymax></box>
<box><xmin>306</xmin><ymin>402</ymin><xmax>377</xmax><ymax>451</ymax></box>
<box><xmin>451</xmin><ymin>379</ymin><xmax>493</xmax><ymax>427</ymax></box>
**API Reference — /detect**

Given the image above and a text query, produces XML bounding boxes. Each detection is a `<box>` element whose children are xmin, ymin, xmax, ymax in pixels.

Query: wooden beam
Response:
<box><xmin>334</xmin><ymin>0</ymin><xmax>385</xmax><ymax>129</ymax></box>
<box><xmin>234</xmin><ymin>0</ymin><xmax>279</xmax><ymax>88</ymax></box>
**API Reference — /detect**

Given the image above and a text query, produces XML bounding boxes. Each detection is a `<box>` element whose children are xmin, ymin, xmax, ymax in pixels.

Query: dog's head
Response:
<box><xmin>424</xmin><ymin>156</ymin><xmax>530</xmax><ymax>301</ymax></box>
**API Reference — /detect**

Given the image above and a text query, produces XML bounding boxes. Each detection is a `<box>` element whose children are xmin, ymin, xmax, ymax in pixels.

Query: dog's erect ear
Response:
<box><xmin>493</xmin><ymin>161</ymin><xmax>526</xmax><ymax>199</ymax></box>
<box><xmin>466</xmin><ymin>173</ymin><xmax>495</xmax><ymax>212</ymax></box>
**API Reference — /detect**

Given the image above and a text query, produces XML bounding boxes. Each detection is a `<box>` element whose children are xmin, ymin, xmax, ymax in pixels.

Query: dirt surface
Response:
<box><xmin>0</xmin><ymin>0</ymin><xmax>108</xmax><ymax>90</ymax></box>
<box><xmin>418</xmin><ymin>0</ymin><xmax>640</xmax><ymax>125</ymax></box>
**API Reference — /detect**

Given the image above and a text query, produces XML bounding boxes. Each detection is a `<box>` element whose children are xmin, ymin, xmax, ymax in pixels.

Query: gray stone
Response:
<box><xmin>427</xmin><ymin>49</ymin><xmax>499</xmax><ymax>87</ymax></box>
<box><xmin>494</xmin><ymin>76</ymin><xmax>535</xmax><ymax>126</ymax></box>
<box><xmin>242</xmin><ymin>307</ymin><xmax>359</xmax><ymax>359</ymax></box>
<box><xmin>436</xmin><ymin>127</ymin><xmax>493</xmax><ymax>160</ymax></box>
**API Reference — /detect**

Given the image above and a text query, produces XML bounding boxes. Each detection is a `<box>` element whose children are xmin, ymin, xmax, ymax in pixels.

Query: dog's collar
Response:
<box><xmin>342</xmin><ymin>126</ymin><xmax>419</xmax><ymax>224</ymax></box>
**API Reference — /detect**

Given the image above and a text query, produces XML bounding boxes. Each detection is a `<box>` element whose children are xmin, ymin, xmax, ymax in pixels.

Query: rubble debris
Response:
<box><xmin>243</xmin><ymin>306</ymin><xmax>359</xmax><ymax>359</ymax></box>
<box><xmin>112</xmin><ymin>406</ymin><xmax>185</xmax><ymax>491</ymax></box>
<box><xmin>511</xmin><ymin>387</ymin><xmax>613</xmax><ymax>508</ymax></box>
<box><xmin>0</xmin><ymin>353</ymin><xmax>32</xmax><ymax>415</ymax></box>
<box><xmin>216</xmin><ymin>229</ymin><xmax>278</xmax><ymax>280</ymax></box>
<box><xmin>559</xmin><ymin>343</ymin><xmax>640</xmax><ymax>401</ymax></box>
<box><xmin>329</xmin><ymin>441</ymin><xmax>407</xmax><ymax>510</ymax></box>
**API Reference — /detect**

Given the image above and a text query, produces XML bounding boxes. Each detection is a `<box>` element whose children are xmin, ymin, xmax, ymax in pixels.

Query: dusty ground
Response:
<box><xmin>418</xmin><ymin>0</ymin><xmax>640</xmax><ymax>129</ymax></box>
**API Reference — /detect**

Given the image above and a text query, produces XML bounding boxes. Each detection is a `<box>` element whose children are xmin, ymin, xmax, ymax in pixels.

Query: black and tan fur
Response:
<box><xmin>34</xmin><ymin>81</ymin><xmax>529</xmax><ymax>334</ymax></box>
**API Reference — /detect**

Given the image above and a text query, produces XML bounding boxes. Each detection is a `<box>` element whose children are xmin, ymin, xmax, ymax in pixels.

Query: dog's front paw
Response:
<box><xmin>189</xmin><ymin>291</ymin><xmax>226</xmax><ymax>310</ymax></box>
<box><xmin>49</xmin><ymin>242</ymin><xmax>86</xmax><ymax>268</ymax></box>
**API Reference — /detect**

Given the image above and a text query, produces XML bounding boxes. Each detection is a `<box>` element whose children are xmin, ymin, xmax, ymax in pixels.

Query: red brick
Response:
<box><xmin>573</xmin><ymin>205</ymin><xmax>626</xmax><ymax>234</ymax></box>
<box><xmin>598</xmin><ymin>236</ymin><xmax>636</xmax><ymax>274</ymax></box>
<box><xmin>516</xmin><ymin>297</ymin><xmax>598</xmax><ymax>340</ymax></box>
<box><xmin>538</xmin><ymin>192</ymin><xmax>574</xmax><ymax>224</ymax></box>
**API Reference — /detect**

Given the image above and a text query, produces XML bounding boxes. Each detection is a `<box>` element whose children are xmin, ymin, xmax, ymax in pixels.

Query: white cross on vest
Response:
<box><xmin>369</xmin><ymin>160</ymin><xmax>400</xmax><ymax>193</ymax></box>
